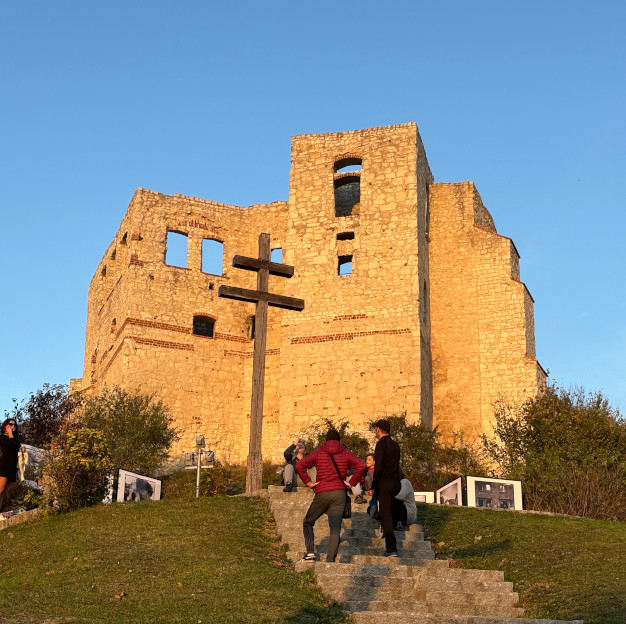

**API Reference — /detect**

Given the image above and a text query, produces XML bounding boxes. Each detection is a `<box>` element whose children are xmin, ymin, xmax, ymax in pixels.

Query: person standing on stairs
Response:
<box><xmin>372</xmin><ymin>418</ymin><xmax>402</xmax><ymax>556</ymax></box>
<box><xmin>295</xmin><ymin>428</ymin><xmax>366</xmax><ymax>563</ymax></box>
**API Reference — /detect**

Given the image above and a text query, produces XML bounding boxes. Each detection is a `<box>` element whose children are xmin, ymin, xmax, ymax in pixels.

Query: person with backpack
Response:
<box><xmin>295</xmin><ymin>429</ymin><xmax>365</xmax><ymax>563</ymax></box>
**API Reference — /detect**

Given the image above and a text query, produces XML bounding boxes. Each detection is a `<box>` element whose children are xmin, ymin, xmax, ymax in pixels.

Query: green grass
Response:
<box><xmin>416</xmin><ymin>504</ymin><xmax>626</xmax><ymax>624</ymax></box>
<box><xmin>0</xmin><ymin>497</ymin><xmax>349</xmax><ymax>624</ymax></box>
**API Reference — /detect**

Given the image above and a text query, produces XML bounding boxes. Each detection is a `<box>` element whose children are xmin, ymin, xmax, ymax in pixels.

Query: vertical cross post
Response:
<box><xmin>219</xmin><ymin>233</ymin><xmax>304</xmax><ymax>493</ymax></box>
<box><xmin>246</xmin><ymin>233</ymin><xmax>270</xmax><ymax>493</ymax></box>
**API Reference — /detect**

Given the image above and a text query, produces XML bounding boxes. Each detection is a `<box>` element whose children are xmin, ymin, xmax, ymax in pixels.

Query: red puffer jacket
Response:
<box><xmin>295</xmin><ymin>440</ymin><xmax>366</xmax><ymax>494</ymax></box>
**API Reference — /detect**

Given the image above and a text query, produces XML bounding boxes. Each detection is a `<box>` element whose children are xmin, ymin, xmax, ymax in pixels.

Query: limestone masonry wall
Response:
<box><xmin>71</xmin><ymin>123</ymin><xmax>545</xmax><ymax>464</ymax></box>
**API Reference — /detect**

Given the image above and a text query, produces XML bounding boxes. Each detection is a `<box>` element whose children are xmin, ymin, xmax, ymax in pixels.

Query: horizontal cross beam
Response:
<box><xmin>232</xmin><ymin>255</ymin><xmax>295</xmax><ymax>278</ymax></box>
<box><xmin>218</xmin><ymin>285</ymin><xmax>305</xmax><ymax>311</ymax></box>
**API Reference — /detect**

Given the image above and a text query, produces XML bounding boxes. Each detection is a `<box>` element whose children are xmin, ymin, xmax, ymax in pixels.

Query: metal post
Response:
<box><xmin>196</xmin><ymin>449</ymin><xmax>201</xmax><ymax>498</ymax></box>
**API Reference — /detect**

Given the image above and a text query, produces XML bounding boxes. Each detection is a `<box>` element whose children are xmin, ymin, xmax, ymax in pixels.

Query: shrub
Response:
<box><xmin>301</xmin><ymin>418</ymin><xmax>370</xmax><ymax>458</ymax></box>
<box><xmin>199</xmin><ymin>461</ymin><xmax>232</xmax><ymax>496</ymax></box>
<box><xmin>1</xmin><ymin>482</ymin><xmax>43</xmax><ymax>512</ymax></box>
<box><xmin>369</xmin><ymin>414</ymin><xmax>488</xmax><ymax>490</ymax></box>
<box><xmin>80</xmin><ymin>386</ymin><xmax>179</xmax><ymax>477</ymax></box>
<box><xmin>484</xmin><ymin>385</ymin><xmax>626</xmax><ymax>520</ymax></box>
<box><xmin>43</xmin><ymin>427</ymin><xmax>113</xmax><ymax>512</ymax></box>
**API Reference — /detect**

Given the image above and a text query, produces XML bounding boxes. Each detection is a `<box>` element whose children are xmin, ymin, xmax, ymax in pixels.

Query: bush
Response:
<box><xmin>43</xmin><ymin>427</ymin><xmax>113</xmax><ymax>512</ymax></box>
<box><xmin>301</xmin><ymin>418</ymin><xmax>370</xmax><ymax>459</ymax></box>
<box><xmin>1</xmin><ymin>482</ymin><xmax>43</xmax><ymax>512</ymax></box>
<box><xmin>199</xmin><ymin>461</ymin><xmax>232</xmax><ymax>497</ymax></box>
<box><xmin>81</xmin><ymin>386</ymin><xmax>179</xmax><ymax>476</ymax></box>
<box><xmin>484</xmin><ymin>385</ymin><xmax>626</xmax><ymax>520</ymax></box>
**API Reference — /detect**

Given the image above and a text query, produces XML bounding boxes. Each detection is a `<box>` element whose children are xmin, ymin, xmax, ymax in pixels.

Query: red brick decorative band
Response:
<box><xmin>129</xmin><ymin>254</ymin><xmax>144</xmax><ymax>266</ymax></box>
<box><xmin>131</xmin><ymin>336</ymin><xmax>194</xmax><ymax>351</ymax></box>
<box><xmin>332</xmin><ymin>314</ymin><xmax>368</xmax><ymax>321</ymax></box>
<box><xmin>122</xmin><ymin>318</ymin><xmax>191</xmax><ymax>334</ymax></box>
<box><xmin>224</xmin><ymin>350</ymin><xmax>252</xmax><ymax>359</ymax></box>
<box><xmin>214</xmin><ymin>332</ymin><xmax>252</xmax><ymax>343</ymax></box>
<box><xmin>290</xmin><ymin>328</ymin><xmax>411</xmax><ymax>345</ymax></box>
<box><xmin>224</xmin><ymin>348</ymin><xmax>281</xmax><ymax>358</ymax></box>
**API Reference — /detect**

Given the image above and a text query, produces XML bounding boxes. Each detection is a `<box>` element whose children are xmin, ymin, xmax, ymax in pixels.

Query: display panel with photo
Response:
<box><xmin>435</xmin><ymin>477</ymin><xmax>462</xmax><ymax>506</ymax></box>
<box><xmin>414</xmin><ymin>491</ymin><xmax>435</xmax><ymax>503</ymax></box>
<box><xmin>466</xmin><ymin>476</ymin><xmax>523</xmax><ymax>510</ymax></box>
<box><xmin>117</xmin><ymin>470</ymin><xmax>162</xmax><ymax>502</ymax></box>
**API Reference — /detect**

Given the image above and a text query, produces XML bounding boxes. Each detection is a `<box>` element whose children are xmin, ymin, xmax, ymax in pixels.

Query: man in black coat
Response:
<box><xmin>372</xmin><ymin>419</ymin><xmax>402</xmax><ymax>555</ymax></box>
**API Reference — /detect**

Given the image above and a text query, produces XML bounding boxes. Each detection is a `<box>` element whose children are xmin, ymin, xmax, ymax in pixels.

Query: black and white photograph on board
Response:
<box><xmin>117</xmin><ymin>470</ymin><xmax>162</xmax><ymax>502</ymax></box>
<box><xmin>436</xmin><ymin>477</ymin><xmax>462</xmax><ymax>505</ymax></box>
<box><xmin>466</xmin><ymin>476</ymin><xmax>523</xmax><ymax>510</ymax></box>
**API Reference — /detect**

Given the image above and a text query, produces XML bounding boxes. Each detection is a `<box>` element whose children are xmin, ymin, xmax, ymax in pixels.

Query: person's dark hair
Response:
<box><xmin>325</xmin><ymin>428</ymin><xmax>340</xmax><ymax>441</ymax></box>
<box><xmin>366</xmin><ymin>453</ymin><xmax>375</xmax><ymax>460</ymax></box>
<box><xmin>374</xmin><ymin>419</ymin><xmax>391</xmax><ymax>433</ymax></box>
<box><xmin>1</xmin><ymin>417</ymin><xmax>18</xmax><ymax>435</ymax></box>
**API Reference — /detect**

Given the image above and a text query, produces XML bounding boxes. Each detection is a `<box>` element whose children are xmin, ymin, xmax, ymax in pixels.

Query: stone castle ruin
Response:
<box><xmin>70</xmin><ymin>123</ymin><xmax>545</xmax><ymax>463</ymax></box>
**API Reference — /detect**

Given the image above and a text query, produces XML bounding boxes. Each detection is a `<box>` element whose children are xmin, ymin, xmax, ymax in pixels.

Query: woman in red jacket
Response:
<box><xmin>295</xmin><ymin>429</ymin><xmax>365</xmax><ymax>563</ymax></box>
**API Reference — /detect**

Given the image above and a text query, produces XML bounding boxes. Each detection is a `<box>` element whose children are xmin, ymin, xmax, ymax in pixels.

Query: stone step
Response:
<box><xmin>313</xmin><ymin>561</ymin><xmax>449</xmax><ymax>577</ymax></box>
<box><xmin>349</xmin><ymin>615</ymin><xmax>584</xmax><ymax>624</ymax></box>
<box><xmin>417</xmin><ymin>590</ymin><xmax>519</xmax><ymax>607</ymax></box>
<box><xmin>428</xmin><ymin>604</ymin><xmax>524</xmax><ymax>618</ymax></box>
<box><xmin>348</xmin><ymin>553</ymin><xmax>436</xmax><ymax>564</ymax></box>
<box><xmin>316</xmin><ymin>572</ymin><xmax>416</xmax><ymax>591</ymax></box>
<box><xmin>342</xmin><ymin>600</ymin><xmax>430</xmax><ymax>614</ymax></box>
<box><xmin>416</xmin><ymin>577</ymin><xmax>514</xmax><ymax>593</ymax></box>
<box><xmin>316</xmin><ymin>544</ymin><xmax>435</xmax><ymax>557</ymax></box>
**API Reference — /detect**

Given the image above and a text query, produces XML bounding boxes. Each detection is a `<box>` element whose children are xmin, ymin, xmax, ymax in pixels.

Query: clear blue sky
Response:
<box><xmin>1</xmin><ymin>2</ymin><xmax>625</xmax><ymax>416</ymax></box>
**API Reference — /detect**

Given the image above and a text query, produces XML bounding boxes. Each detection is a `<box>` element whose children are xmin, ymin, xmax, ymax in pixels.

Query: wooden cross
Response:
<box><xmin>219</xmin><ymin>233</ymin><xmax>304</xmax><ymax>493</ymax></box>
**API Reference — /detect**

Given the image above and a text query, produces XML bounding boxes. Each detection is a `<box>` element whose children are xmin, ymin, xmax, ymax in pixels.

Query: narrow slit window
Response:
<box><xmin>270</xmin><ymin>248</ymin><xmax>283</xmax><ymax>263</ymax></box>
<box><xmin>193</xmin><ymin>315</ymin><xmax>215</xmax><ymax>338</ymax></box>
<box><xmin>166</xmin><ymin>231</ymin><xmax>188</xmax><ymax>268</ymax></box>
<box><xmin>336</xmin><ymin>232</ymin><xmax>355</xmax><ymax>241</ymax></box>
<box><xmin>338</xmin><ymin>255</ymin><xmax>353</xmax><ymax>276</ymax></box>
<box><xmin>202</xmin><ymin>239</ymin><xmax>224</xmax><ymax>275</ymax></box>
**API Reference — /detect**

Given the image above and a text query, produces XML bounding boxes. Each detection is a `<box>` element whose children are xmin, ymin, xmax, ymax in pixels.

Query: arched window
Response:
<box><xmin>193</xmin><ymin>315</ymin><xmax>215</xmax><ymax>338</ymax></box>
<box><xmin>334</xmin><ymin>157</ymin><xmax>362</xmax><ymax>218</ymax></box>
<box><xmin>202</xmin><ymin>239</ymin><xmax>224</xmax><ymax>275</ymax></box>
<box><xmin>166</xmin><ymin>231</ymin><xmax>188</xmax><ymax>268</ymax></box>
<box><xmin>333</xmin><ymin>157</ymin><xmax>362</xmax><ymax>173</ymax></box>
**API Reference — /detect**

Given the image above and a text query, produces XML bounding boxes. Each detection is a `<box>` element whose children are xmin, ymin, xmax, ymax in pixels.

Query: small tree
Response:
<box><xmin>8</xmin><ymin>384</ymin><xmax>81</xmax><ymax>447</ymax></box>
<box><xmin>44</xmin><ymin>427</ymin><xmax>113</xmax><ymax>512</ymax></box>
<box><xmin>80</xmin><ymin>386</ymin><xmax>179</xmax><ymax>477</ymax></box>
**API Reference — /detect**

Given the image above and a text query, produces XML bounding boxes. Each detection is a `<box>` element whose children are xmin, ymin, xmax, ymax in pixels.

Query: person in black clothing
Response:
<box><xmin>282</xmin><ymin>439</ymin><xmax>306</xmax><ymax>492</ymax></box>
<box><xmin>372</xmin><ymin>418</ymin><xmax>402</xmax><ymax>556</ymax></box>
<box><xmin>0</xmin><ymin>418</ymin><xmax>21</xmax><ymax>510</ymax></box>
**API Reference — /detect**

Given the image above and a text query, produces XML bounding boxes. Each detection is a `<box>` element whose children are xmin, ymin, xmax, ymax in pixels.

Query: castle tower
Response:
<box><xmin>71</xmin><ymin>123</ymin><xmax>544</xmax><ymax>464</ymax></box>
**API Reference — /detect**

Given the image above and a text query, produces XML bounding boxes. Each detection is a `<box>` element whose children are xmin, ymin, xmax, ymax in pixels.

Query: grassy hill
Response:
<box><xmin>0</xmin><ymin>495</ymin><xmax>624</xmax><ymax>624</ymax></box>
<box><xmin>416</xmin><ymin>504</ymin><xmax>626</xmax><ymax>624</ymax></box>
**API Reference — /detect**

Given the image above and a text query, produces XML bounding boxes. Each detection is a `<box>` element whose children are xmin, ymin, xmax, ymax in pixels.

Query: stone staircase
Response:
<box><xmin>267</xmin><ymin>486</ymin><xmax>583</xmax><ymax>624</ymax></box>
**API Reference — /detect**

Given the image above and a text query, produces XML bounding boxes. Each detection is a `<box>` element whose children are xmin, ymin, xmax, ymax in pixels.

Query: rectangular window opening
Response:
<box><xmin>202</xmin><ymin>239</ymin><xmax>224</xmax><ymax>275</ymax></box>
<box><xmin>166</xmin><ymin>231</ymin><xmax>188</xmax><ymax>268</ymax></box>
<box><xmin>336</xmin><ymin>232</ymin><xmax>355</xmax><ymax>241</ymax></box>
<box><xmin>270</xmin><ymin>248</ymin><xmax>283</xmax><ymax>263</ymax></box>
<box><xmin>338</xmin><ymin>255</ymin><xmax>353</xmax><ymax>276</ymax></box>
